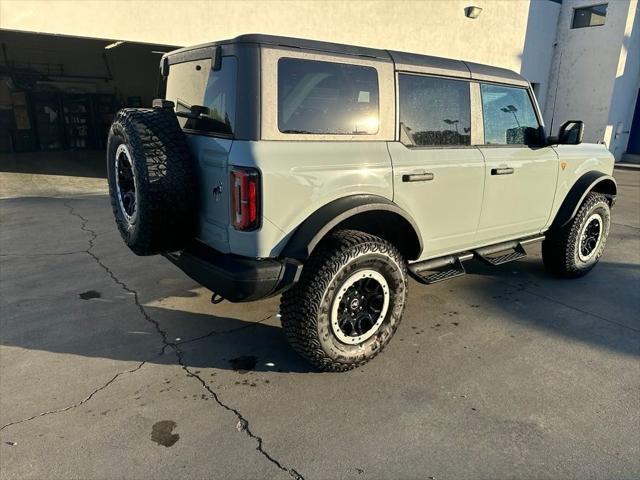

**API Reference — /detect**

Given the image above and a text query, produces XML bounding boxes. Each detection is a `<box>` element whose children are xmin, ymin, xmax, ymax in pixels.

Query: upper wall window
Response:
<box><xmin>277</xmin><ymin>58</ymin><xmax>379</xmax><ymax>135</ymax></box>
<box><xmin>398</xmin><ymin>74</ymin><xmax>471</xmax><ymax>147</ymax></box>
<box><xmin>572</xmin><ymin>4</ymin><xmax>607</xmax><ymax>29</ymax></box>
<box><xmin>480</xmin><ymin>84</ymin><xmax>542</xmax><ymax>146</ymax></box>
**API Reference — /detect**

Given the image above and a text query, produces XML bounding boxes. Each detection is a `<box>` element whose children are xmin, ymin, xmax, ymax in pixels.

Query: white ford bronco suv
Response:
<box><xmin>107</xmin><ymin>35</ymin><xmax>616</xmax><ymax>371</ymax></box>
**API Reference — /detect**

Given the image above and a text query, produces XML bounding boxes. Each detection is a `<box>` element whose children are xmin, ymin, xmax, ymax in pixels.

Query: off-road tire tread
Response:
<box><xmin>107</xmin><ymin>108</ymin><xmax>197</xmax><ymax>255</ymax></box>
<box><xmin>280</xmin><ymin>230</ymin><xmax>408</xmax><ymax>372</ymax></box>
<box><xmin>542</xmin><ymin>192</ymin><xmax>609</xmax><ymax>278</ymax></box>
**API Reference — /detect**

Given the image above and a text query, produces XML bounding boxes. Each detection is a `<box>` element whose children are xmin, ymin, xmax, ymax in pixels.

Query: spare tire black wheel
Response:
<box><xmin>107</xmin><ymin>108</ymin><xmax>198</xmax><ymax>256</ymax></box>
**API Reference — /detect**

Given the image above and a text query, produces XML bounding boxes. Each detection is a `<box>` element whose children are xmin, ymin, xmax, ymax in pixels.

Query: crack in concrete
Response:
<box><xmin>0</xmin><ymin>361</ymin><xmax>146</xmax><ymax>433</ymax></box>
<box><xmin>175</xmin><ymin>312</ymin><xmax>276</xmax><ymax>347</ymax></box>
<box><xmin>63</xmin><ymin>200</ymin><xmax>303</xmax><ymax>480</ymax></box>
<box><xmin>612</xmin><ymin>221</ymin><xmax>640</xmax><ymax>230</ymax></box>
<box><xmin>179</xmin><ymin>357</ymin><xmax>302</xmax><ymax>479</ymax></box>
<box><xmin>0</xmin><ymin>251</ymin><xmax>87</xmax><ymax>257</ymax></box>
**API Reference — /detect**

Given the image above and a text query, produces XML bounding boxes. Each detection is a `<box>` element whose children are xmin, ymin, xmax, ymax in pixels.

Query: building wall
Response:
<box><xmin>519</xmin><ymin>0</ymin><xmax>562</xmax><ymax>113</ymax></box>
<box><xmin>1</xmin><ymin>0</ymin><xmax>537</xmax><ymax>72</ymax></box>
<box><xmin>543</xmin><ymin>0</ymin><xmax>639</xmax><ymax>159</ymax></box>
<box><xmin>607</xmin><ymin>1</ymin><xmax>640</xmax><ymax>159</ymax></box>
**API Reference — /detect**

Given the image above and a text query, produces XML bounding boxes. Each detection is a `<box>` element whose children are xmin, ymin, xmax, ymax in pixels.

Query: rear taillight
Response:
<box><xmin>230</xmin><ymin>167</ymin><xmax>260</xmax><ymax>231</ymax></box>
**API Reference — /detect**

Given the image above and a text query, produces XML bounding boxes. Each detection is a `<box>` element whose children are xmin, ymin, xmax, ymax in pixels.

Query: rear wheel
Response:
<box><xmin>542</xmin><ymin>192</ymin><xmax>611</xmax><ymax>278</ymax></box>
<box><xmin>280</xmin><ymin>230</ymin><xmax>408</xmax><ymax>372</ymax></box>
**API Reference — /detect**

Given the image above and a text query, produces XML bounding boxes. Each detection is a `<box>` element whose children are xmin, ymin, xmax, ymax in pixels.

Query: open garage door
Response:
<box><xmin>0</xmin><ymin>30</ymin><xmax>180</xmax><ymax>154</ymax></box>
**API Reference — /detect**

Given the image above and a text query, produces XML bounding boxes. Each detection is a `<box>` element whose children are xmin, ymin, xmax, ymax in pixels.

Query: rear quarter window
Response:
<box><xmin>277</xmin><ymin>58</ymin><xmax>379</xmax><ymax>135</ymax></box>
<box><xmin>165</xmin><ymin>56</ymin><xmax>237</xmax><ymax>136</ymax></box>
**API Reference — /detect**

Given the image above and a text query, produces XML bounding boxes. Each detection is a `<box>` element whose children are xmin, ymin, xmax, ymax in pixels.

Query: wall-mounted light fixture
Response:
<box><xmin>465</xmin><ymin>6</ymin><xmax>483</xmax><ymax>19</ymax></box>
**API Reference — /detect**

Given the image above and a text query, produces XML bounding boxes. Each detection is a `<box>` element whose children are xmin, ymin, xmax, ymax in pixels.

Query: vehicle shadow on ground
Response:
<box><xmin>1</xmin><ymin>195</ymin><xmax>638</xmax><ymax>372</ymax></box>
<box><xmin>2</xmin><ymin>256</ymin><xmax>639</xmax><ymax>374</ymax></box>
<box><xmin>5</xmin><ymin>261</ymin><xmax>638</xmax><ymax>376</ymax></box>
<box><xmin>464</xmin><ymin>257</ymin><xmax>640</xmax><ymax>357</ymax></box>
<box><xmin>101</xmin><ymin>255</ymin><xmax>640</xmax><ymax>371</ymax></box>
<box><xmin>1</xmin><ymin>292</ymin><xmax>316</xmax><ymax>374</ymax></box>
<box><xmin>147</xmin><ymin>306</ymin><xmax>318</xmax><ymax>373</ymax></box>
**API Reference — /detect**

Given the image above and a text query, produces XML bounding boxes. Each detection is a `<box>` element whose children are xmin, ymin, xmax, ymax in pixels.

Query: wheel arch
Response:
<box><xmin>551</xmin><ymin>171</ymin><xmax>617</xmax><ymax>229</ymax></box>
<box><xmin>281</xmin><ymin>195</ymin><xmax>423</xmax><ymax>261</ymax></box>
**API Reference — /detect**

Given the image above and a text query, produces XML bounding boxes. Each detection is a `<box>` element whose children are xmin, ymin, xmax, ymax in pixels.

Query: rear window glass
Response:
<box><xmin>277</xmin><ymin>58</ymin><xmax>379</xmax><ymax>135</ymax></box>
<box><xmin>165</xmin><ymin>56</ymin><xmax>237</xmax><ymax>136</ymax></box>
<box><xmin>398</xmin><ymin>74</ymin><xmax>471</xmax><ymax>147</ymax></box>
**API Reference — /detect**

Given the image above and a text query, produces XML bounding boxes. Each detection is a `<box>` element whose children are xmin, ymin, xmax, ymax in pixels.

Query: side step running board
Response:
<box><xmin>475</xmin><ymin>243</ymin><xmax>526</xmax><ymax>265</ymax></box>
<box><xmin>474</xmin><ymin>235</ymin><xmax>544</xmax><ymax>266</ymax></box>
<box><xmin>408</xmin><ymin>235</ymin><xmax>545</xmax><ymax>285</ymax></box>
<box><xmin>409</xmin><ymin>253</ymin><xmax>473</xmax><ymax>285</ymax></box>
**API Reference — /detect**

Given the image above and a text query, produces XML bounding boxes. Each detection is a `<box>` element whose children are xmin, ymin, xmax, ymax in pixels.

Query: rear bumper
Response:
<box><xmin>164</xmin><ymin>242</ymin><xmax>302</xmax><ymax>303</ymax></box>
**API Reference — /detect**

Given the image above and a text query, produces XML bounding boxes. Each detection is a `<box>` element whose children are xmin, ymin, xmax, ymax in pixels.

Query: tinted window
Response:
<box><xmin>572</xmin><ymin>4</ymin><xmax>607</xmax><ymax>28</ymax></box>
<box><xmin>398</xmin><ymin>74</ymin><xmax>471</xmax><ymax>146</ymax></box>
<box><xmin>278</xmin><ymin>58</ymin><xmax>379</xmax><ymax>135</ymax></box>
<box><xmin>481</xmin><ymin>84</ymin><xmax>541</xmax><ymax>145</ymax></box>
<box><xmin>165</xmin><ymin>56</ymin><xmax>237</xmax><ymax>136</ymax></box>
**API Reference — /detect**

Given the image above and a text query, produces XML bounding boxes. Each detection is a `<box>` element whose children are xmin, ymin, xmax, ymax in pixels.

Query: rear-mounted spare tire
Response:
<box><xmin>107</xmin><ymin>107</ymin><xmax>197</xmax><ymax>256</ymax></box>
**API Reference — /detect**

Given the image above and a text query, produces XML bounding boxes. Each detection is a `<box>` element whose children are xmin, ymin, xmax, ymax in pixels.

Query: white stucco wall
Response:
<box><xmin>0</xmin><ymin>0</ymin><xmax>537</xmax><ymax>72</ymax></box>
<box><xmin>519</xmin><ymin>0</ymin><xmax>562</xmax><ymax>114</ymax></box>
<box><xmin>543</xmin><ymin>0</ymin><xmax>638</xmax><ymax>160</ymax></box>
<box><xmin>607</xmin><ymin>1</ymin><xmax>640</xmax><ymax>159</ymax></box>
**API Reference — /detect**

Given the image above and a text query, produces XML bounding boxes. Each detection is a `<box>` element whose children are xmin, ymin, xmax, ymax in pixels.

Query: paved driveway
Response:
<box><xmin>1</xmin><ymin>167</ymin><xmax>638</xmax><ymax>479</ymax></box>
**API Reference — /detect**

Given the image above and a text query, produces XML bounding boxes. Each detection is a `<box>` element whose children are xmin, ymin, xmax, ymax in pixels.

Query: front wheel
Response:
<box><xmin>542</xmin><ymin>192</ymin><xmax>611</xmax><ymax>278</ymax></box>
<box><xmin>280</xmin><ymin>230</ymin><xmax>408</xmax><ymax>372</ymax></box>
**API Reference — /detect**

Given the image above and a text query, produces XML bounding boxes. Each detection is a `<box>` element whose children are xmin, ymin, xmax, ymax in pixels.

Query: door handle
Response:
<box><xmin>402</xmin><ymin>172</ymin><xmax>435</xmax><ymax>182</ymax></box>
<box><xmin>491</xmin><ymin>167</ymin><xmax>514</xmax><ymax>176</ymax></box>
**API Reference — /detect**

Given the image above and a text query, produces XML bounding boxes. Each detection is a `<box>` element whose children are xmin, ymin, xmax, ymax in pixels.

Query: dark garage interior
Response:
<box><xmin>0</xmin><ymin>30</ymin><xmax>179</xmax><ymax>175</ymax></box>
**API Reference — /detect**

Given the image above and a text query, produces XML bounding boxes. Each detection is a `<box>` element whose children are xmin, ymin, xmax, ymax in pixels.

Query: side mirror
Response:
<box><xmin>557</xmin><ymin>120</ymin><xmax>584</xmax><ymax>145</ymax></box>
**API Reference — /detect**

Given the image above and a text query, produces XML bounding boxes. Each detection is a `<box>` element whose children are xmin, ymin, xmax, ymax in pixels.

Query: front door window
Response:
<box><xmin>480</xmin><ymin>84</ymin><xmax>542</xmax><ymax>146</ymax></box>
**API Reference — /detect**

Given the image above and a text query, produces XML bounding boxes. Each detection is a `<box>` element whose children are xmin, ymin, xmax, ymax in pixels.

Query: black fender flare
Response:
<box><xmin>551</xmin><ymin>171</ymin><xmax>617</xmax><ymax>229</ymax></box>
<box><xmin>281</xmin><ymin>194</ymin><xmax>423</xmax><ymax>260</ymax></box>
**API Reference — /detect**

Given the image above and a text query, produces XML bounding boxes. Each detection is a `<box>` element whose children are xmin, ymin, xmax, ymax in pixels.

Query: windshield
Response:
<box><xmin>165</xmin><ymin>56</ymin><xmax>237</xmax><ymax>136</ymax></box>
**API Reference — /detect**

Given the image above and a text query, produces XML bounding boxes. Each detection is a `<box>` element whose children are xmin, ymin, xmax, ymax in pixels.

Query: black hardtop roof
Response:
<box><xmin>165</xmin><ymin>34</ymin><xmax>529</xmax><ymax>87</ymax></box>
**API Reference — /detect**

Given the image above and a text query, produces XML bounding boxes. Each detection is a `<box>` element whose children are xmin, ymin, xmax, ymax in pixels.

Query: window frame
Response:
<box><xmin>260</xmin><ymin>46</ymin><xmax>395</xmax><ymax>142</ymax></box>
<box><xmin>478</xmin><ymin>82</ymin><xmax>545</xmax><ymax>148</ymax></box>
<box><xmin>571</xmin><ymin>3</ymin><xmax>608</xmax><ymax>29</ymax></box>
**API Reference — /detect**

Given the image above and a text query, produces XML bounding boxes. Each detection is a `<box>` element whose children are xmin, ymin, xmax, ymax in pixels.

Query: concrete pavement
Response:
<box><xmin>0</xmin><ymin>165</ymin><xmax>638</xmax><ymax>479</ymax></box>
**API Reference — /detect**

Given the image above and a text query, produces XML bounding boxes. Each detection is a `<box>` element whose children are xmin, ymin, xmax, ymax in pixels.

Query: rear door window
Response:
<box><xmin>398</xmin><ymin>74</ymin><xmax>471</xmax><ymax>147</ymax></box>
<box><xmin>277</xmin><ymin>58</ymin><xmax>379</xmax><ymax>135</ymax></box>
<box><xmin>165</xmin><ymin>56</ymin><xmax>237</xmax><ymax>136</ymax></box>
<box><xmin>480</xmin><ymin>84</ymin><xmax>541</xmax><ymax>145</ymax></box>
